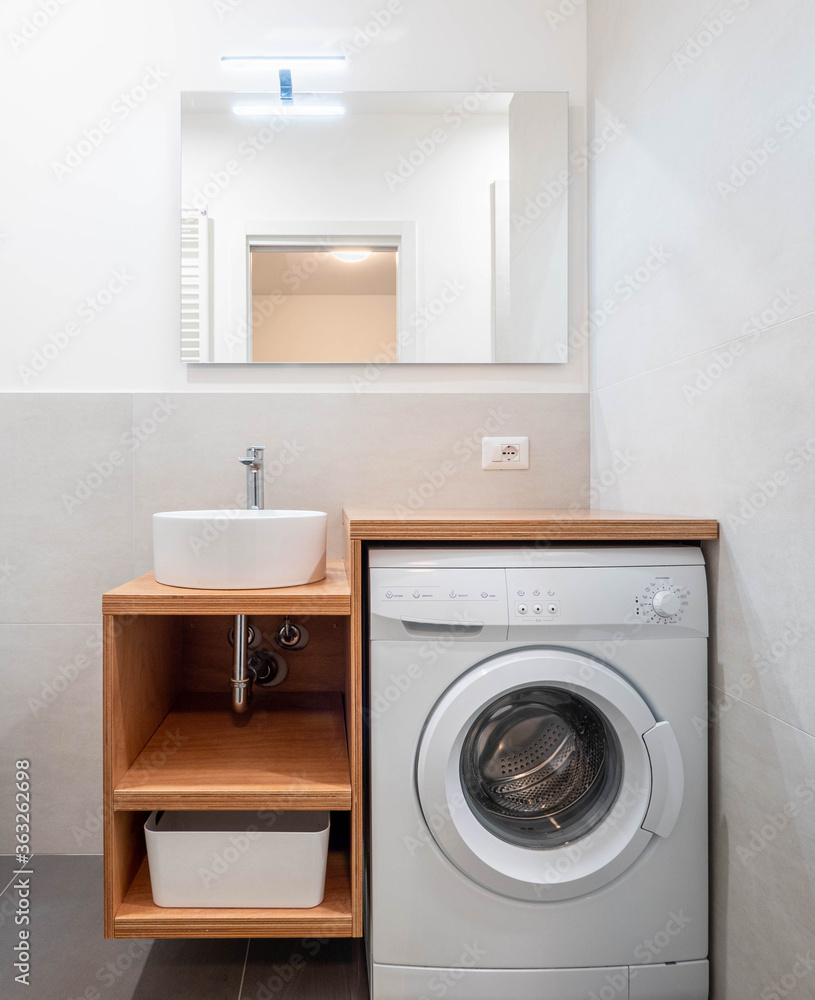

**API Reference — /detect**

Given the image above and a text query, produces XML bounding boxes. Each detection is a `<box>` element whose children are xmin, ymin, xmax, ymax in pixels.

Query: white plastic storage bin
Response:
<box><xmin>144</xmin><ymin>810</ymin><xmax>330</xmax><ymax>908</ymax></box>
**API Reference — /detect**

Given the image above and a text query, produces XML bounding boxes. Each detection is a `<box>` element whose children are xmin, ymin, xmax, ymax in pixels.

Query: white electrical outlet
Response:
<box><xmin>481</xmin><ymin>436</ymin><xmax>530</xmax><ymax>470</ymax></box>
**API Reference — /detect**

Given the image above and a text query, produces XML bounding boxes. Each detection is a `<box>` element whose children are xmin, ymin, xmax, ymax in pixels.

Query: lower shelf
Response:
<box><xmin>113</xmin><ymin>847</ymin><xmax>353</xmax><ymax>938</ymax></box>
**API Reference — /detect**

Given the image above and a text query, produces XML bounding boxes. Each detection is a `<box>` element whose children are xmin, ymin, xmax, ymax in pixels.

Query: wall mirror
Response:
<box><xmin>180</xmin><ymin>91</ymin><xmax>569</xmax><ymax>364</ymax></box>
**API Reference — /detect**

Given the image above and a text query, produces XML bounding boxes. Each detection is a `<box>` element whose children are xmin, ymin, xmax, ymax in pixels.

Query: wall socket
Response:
<box><xmin>481</xmin><ymin>436</ymin><xmax>530</xmax><ymax>471</ymax></box>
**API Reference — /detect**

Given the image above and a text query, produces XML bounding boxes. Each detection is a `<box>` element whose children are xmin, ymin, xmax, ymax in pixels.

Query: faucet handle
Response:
<box><xmin>239</xmin><ymin>446</ymin><xmax>265</xmax><ymax>466</ymax></box>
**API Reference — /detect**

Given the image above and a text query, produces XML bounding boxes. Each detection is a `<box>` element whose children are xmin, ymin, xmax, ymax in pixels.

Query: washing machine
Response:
<box><xmin>367</xmin><ymin>544</ymin><xmax>709</xmax><ymax>1000</ymax></box>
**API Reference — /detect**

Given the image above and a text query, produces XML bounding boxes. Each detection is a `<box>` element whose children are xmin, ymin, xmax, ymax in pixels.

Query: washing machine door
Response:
<box><xmin>416</xmin><ymin>647</ymin><xmax>684</xmax><ymax>901</ymax></box>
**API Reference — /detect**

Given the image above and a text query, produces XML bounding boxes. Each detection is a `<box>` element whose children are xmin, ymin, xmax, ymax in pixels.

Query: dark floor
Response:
<box><xmin>0</xmin><ymin>856</ymin><xmax>368</xmax><ymax>1000</ymax></box>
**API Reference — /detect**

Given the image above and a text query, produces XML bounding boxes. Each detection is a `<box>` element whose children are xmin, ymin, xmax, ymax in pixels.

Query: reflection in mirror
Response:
<box><xmin>250</xmin><ymin>249</ymin><xmax>398</xmax><ymax>362</ymax></box>
<box><xmin>180</xmin><ymin>91</ymin><xmax>569</xmax><ymax>365</ymax></box>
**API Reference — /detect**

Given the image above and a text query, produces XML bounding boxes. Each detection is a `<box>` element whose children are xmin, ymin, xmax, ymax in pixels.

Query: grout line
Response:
<box><xmin>618</xmin><ymin>0</ymin><xmax>724</xmax><ymax>126</ymax></box>
<box><xmin>709</xmin><ymin>682</ymin><xmax>815</xmax><ymax>741</ymax></box>
<box><xmin>0</xmin><ymin>855</ymin><xmax>32</xmax><ymax>899</ymax></box>
<box><xmin>237</xmin><ymin>939</ymin><xmax>251</xmax><ymax>1000</ymax></box>
<box><xmin>593</xmin><ymin>0</ymin><xmax>725</xmax><ymax>137</ymax></box>
<box><xmin>591</xmin><ymin>308</ymin><xmax>815</xmax><ymax>394</ymax></box>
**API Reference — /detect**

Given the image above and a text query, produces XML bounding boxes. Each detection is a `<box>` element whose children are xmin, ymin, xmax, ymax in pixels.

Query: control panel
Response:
<box><xmin>369</xmin><ymin>564</ymin><xmax>708</xmax><ymax>640</ymax></box>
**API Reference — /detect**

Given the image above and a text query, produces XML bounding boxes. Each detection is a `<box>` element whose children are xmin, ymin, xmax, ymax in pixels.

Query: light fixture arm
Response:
<box><xmin>279</xmin><ymin>68</ymin><xmax>293</xmax><ymax>103</ymax></box>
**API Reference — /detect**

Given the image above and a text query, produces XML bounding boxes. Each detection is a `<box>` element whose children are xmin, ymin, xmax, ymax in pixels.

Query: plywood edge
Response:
<box><xmin>342</xmin><ymin>507</ymin><xmax>718</xmax><ymax>540</ymax></box>
<box><xmin>113</xmin><ymin>790</ymin><xmax>353</xmax><ymax>811</ymax></box>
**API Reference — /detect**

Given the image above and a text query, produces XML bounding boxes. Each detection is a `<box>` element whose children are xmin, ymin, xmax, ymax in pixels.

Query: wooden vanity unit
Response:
<box><xmin>102</xmin><ymin>562</ymin><xmax>356</xmax><ymax>939</ymax></box>
<box><xmin>103</xmin><ymin>508</ymin><xmax>717</xmax><ymax>940</ymax></box>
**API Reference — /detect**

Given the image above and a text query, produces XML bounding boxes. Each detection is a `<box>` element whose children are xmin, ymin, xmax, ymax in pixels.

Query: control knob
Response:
<box><xmin>652</xmin><ymin>591</ymin><xmax>680</xmax><ymax>618</ymax></box>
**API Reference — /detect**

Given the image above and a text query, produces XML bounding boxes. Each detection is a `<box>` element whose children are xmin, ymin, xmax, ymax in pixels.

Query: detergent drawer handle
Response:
<box><xmin>400</xmin><ymin>618</ymin><xmax>484</xmax><ymax>637</ymax></box>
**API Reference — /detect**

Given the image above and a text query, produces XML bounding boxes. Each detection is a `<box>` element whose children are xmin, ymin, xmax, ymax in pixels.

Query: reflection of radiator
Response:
<box><xmin>180</xmin><ymin>209</ymin><xmax>212</xmax><ymax>362</ymax></box>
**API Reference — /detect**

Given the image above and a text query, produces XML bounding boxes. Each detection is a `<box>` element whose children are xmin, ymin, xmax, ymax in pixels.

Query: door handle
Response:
<box><xmin>642</xmin><ymin>721</ymin><xmax>685</xmax><ymax>838</ymax></box>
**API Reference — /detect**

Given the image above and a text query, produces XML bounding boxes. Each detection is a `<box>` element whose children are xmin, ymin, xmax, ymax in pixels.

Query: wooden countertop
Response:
<box><xmin>343</xmin><ymin>508</ymin><xmax>718</xmax><ymax>541</ymax></box>
<box><xmin>103</xmin><ymin>559</ymin><xmax>350</xmax><ymax>615</ymax></box>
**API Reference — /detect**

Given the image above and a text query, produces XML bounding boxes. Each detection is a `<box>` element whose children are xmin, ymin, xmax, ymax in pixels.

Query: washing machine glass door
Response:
<box><xmin>417</xmin><ymin>647</ymin><xmax>679</xmax><ymax>901</ymax></box>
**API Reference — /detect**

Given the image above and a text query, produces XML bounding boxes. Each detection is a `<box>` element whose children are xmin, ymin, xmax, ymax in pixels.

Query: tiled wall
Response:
<box><xmin>0</xmin><ymin>392</ymin><xmax>589</xmax><ymax>852</ymax></box>
<box><xmin>587</xmin><ymin>2</ymin><xmax>815</xmax><ymax>997</ymax></box>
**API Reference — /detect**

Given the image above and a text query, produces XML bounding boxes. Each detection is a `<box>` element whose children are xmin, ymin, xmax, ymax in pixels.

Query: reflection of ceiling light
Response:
<box><xmin>232</xmin><ymin>104</ymin><xmax>345</xmax><ymax>117</ymax></box>
<box><xmin>221</xmin><ymin>56</ymin><xmax>346</xmax><ymax>70</ymax></box>
<box><xmin>331</xmin><ymin>251</ymin><xmax>372</xmax><ymax>263</ymax></box>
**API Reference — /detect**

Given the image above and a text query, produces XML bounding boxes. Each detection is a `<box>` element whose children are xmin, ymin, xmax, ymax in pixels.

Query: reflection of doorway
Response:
<box><xmin>250</xmin><ymin>248</ymin><xmax>397</xmax><ymax>362</ymax></box>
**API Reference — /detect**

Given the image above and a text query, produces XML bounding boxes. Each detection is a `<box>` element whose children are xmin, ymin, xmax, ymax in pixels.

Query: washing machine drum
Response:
<box><xmin>462</xmin><ymin>688</ymin><xmax>619</xmax><ymax>849</ymax></box>
<box><xmin>416</xmin><ymin>647</ymin><xmax>686</xmax><ymax>901</ymax></box>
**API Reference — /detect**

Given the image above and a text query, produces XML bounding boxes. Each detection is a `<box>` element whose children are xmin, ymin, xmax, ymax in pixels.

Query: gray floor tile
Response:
<box><xmin>0</xmin><ymin>856</ymin><xmax>247</xmax><ymax>1000</ymax></box>
<box><xmin>241</xmin><ymin>938</ymin><xmax>368</xmax><ymax>1000</ymax></box>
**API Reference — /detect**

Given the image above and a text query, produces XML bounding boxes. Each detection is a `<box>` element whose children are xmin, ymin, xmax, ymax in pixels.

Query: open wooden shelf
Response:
<box><xmin>103</xmin><ymin>560</ymin><xmax>351</xmax><ymax>616</ymax></box>
<box><xmin>113</xmin><ymin>691</ymin><xmax>351</xmax><ymax>812</ymax></box>
<box><xmin>113</xmin><ymin>847</ymin><xmax>353</xmax><ymax>938</ymax></box>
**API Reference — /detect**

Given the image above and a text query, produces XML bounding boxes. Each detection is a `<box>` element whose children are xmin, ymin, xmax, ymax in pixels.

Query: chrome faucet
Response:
<box><xmin>238</xmin><ymin>446</ymin><xmax>264</xmax><ymax>510</ymax></box>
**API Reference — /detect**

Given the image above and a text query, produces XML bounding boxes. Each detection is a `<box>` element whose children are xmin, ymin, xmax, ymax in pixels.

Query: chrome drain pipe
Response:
<box><xmin>231</xmin><ymin>613</ymin><xmax>253</xmax><ymax>713</ymax></box>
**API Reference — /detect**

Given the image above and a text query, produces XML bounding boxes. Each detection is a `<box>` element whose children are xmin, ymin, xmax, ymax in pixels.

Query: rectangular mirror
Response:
<box><xmin>181</xmin><ymin>91</ymin><xmax>569</xmax><ymax>364</ymax></box>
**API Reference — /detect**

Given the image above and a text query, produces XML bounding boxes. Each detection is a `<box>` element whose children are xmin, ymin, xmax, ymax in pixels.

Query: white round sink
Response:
<box><xmin>153</xmin><ymin>509</ymin><xmax>327</xmax><ymax>590</ymax></box>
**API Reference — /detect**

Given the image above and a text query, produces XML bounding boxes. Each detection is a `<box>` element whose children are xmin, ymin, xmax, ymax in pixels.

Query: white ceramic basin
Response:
<box><xmin>153</xmin><ymin>509</ymin><xmax>327</xmax><ymax>590</ymax></box>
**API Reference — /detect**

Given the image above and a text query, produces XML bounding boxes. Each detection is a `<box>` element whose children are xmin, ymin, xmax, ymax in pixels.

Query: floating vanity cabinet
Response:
<box><xmin>102</xmin><ymin>562</ymin><xmax>360</xmax><ymax>939</ymax></box>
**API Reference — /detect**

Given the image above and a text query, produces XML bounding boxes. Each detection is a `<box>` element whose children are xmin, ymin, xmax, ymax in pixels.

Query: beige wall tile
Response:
<box><xmin>132</xmin><ymin>393</ymin><xmax>590</xmax><ymax>568</ymax></box>
<box><xmin>0</xmin><ymin>625</ymin><xmax>103</xmax><ymax>853</ymax></box>
<box><xmin>0</xmin><ymin>395</ymin><xmax>134</xmax><ymax>623</ymax></box>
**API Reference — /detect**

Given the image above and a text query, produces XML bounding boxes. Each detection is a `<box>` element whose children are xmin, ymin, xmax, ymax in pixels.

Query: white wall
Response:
<box><xmin>587</xmin><ymin>1</ymin><xmax>815</xmax><ymax>996</ymax></box>
<box><xmin>0</xmin><ymin>0</ymin><xmax>588</xmax><ymax>393</ymax></box>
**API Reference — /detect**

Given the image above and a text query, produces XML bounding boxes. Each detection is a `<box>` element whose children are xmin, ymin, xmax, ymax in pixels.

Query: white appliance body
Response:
<box><xmin>368</xmin><ymin>545</ymin><xmax>709</xmax><ymax>1000</ymax></box>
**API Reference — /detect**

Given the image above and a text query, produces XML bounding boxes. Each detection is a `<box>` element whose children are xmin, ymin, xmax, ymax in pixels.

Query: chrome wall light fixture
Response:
<box><xmin>222</xmin><ymin>54</ymin><xmax>346</xmax><ymax>117</ymax></box>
